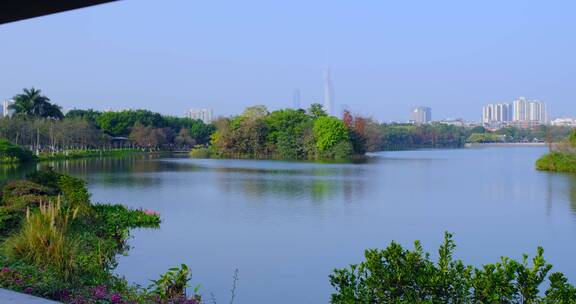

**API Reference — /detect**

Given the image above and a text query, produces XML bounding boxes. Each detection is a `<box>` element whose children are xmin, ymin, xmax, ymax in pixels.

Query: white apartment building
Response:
<box><xmin>482</xmin><ymin>103</ymin><xmax>512</xmax><ymax>124</ymax></box>
<box><xmin>185</xmin><ymin>108</ymin><xmax>213</xmax><ymax>124</ymax></box>
<box><xmin>2</xmin><ymin>100</ymin><xmax>14</xmax><ymax>118</ymax></box>
<box><xmin>410</xmin><ymin>106</ymin><xmax>432</xmax><ymax>124</ymax></box>
<box><xmin>513</xmin><ymin>97</ymin><xmax>547</xmax><ymax>124</ymax></box>
<box><xmin>483</xmin><ymin>97</ymin><xmax>548</xmax><ymax>129</ymax></box>
<box><xmin>551</xmin><ymin>117</ymin><xmax>576</xmax><ymax>127</ymax></box>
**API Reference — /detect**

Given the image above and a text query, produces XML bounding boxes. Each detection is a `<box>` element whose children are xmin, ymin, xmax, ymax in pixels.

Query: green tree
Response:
<box><xmin>10</xmin><ymin>88</ymin><xmax>63</xmax><ymax>119</ymax></box>
<box><xmin>313</xmin><ymin>116</ymin><xmax>350</xmax><ymax>157</ymax></box>
<box><xmin>308</xmin><ymin>103</ymin><xmax>327</xmax><ymax>120</ymax></box>
<box><xmin>265</xmin><ymin>109</ymin><xmax>311</xmax><ymax>159</ymax></box>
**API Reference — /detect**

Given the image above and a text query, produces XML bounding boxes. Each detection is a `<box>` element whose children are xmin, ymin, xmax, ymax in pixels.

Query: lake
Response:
<box><xmin>7</xmin><ymin>146</ymin><xmax>576</xmax><ymax>303</ymax></box>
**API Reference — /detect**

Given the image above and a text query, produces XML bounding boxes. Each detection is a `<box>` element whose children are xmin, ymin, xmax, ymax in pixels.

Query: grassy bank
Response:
<box><xmin>536</xmin><ymin>152</ymin><xmax>576</xmax><ymax>173</ymax></box>
<box><xmin>0</xmin><ymin>168</ymin><xmax>202</xmax><ymax>303</ymax></box>
<box><xmin>38</xmin><ymin>148</ymin><xmax>148</xmax><ymax>162</ymax></box>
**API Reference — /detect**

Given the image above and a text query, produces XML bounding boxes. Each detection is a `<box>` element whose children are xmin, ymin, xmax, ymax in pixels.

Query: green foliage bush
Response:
<box><xmin>148</xmin><ymin>264</ymin><xmax>200</xmax><ymax>302</ymax></box>
<box><xmin>26</xmin><ymin>167</ymin><xmax>62</xmax><ymax>194</ymax></box>
<box><xmin>536</xmin><ymin>152</ymin><xmax>576</xmax><ymax>173</ymax></box>
<box><xmin>467</xmin><ymin>132</ymin><xmax>503</xmax><ymax>143</ymax></box>
<box><xmin>0</xmin><ymin>139</ymin><xmax>35</xmax><ymax>164</ymax></box>
<box><xmin>1</xmin><ymin>180</ymin><xmax>51</xmax><ymax>203</ymax></box>
<box><xmin>330</xmin><ymin>233</ymin><xmax>576</xmax><ymax>303</ymax></box>
<box><xmin>313</xmin><ymin>116</ymin><xmax>351</xmax><ymax>154</ymax></box>
<box><xmin>0</xmin><ymin>168</ymin><xmax>193</xmax><ymax>303</ymax></box>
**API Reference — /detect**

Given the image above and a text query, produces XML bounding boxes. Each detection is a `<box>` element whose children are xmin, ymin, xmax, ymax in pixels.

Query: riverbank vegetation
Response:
<box><xmin>0</xmin><ymin>88</ymin><xmax>215</xmax><ymax>159</ymax></box>
<box><xmin>376</xmin><ymin>124</ymin><xmax>572</xmax><ymax>150</ymax></box>
<box><xmin>205</xmin><ymin>104</ymin><xmax>572</xmax><ymax>158</ymax></box>
<box><xmin>0</xmin><ymin>139</ymin><xmax>36</xmax><ymax>164</ymax></box>
<box><xmin>330</xmin><ymin>232</ymin><xmax>576</xmax><ymax>303</ymax></box>
<box><xmin>3</xmin><ymin>87</ymin><xmax>573</xmax><ymax>163</ymax></box>
<box><xmin>0</xmin><ymin>168</ymin><xmax>202</xmax><ymax>303</ymax></box>
<box><xmin>536</xmin><ymin>130</ymin><xmax>576</xmax><ymax>173</ymax></box>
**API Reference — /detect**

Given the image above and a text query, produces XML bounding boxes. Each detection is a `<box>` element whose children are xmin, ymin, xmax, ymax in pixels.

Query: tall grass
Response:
<box><xmin>2</xmin><ymin>197</ymin><xmax>80</xmax><ymax>283</ymax></box>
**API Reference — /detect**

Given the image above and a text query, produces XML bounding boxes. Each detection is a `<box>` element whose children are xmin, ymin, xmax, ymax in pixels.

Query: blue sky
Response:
<box><xmin>0</xmin><ymin>0</ymin><xmax>575</xmax><ymax>121</ymax></box>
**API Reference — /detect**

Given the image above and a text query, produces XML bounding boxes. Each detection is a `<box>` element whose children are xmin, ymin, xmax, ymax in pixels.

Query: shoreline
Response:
<box><xmin>465</xmin><ymin>142</ymin><xmax>547</xmax><ymax>147</ymax></box>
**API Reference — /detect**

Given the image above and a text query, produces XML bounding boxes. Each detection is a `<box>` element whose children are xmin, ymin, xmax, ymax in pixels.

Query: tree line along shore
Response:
<box><xmin>2</xmin><ymin>87</ymin><xmax>574</xmax><ymax>164</ymax></box>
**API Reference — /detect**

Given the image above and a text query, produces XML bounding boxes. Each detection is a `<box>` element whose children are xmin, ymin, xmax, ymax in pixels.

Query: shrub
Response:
<box><xmin>148</xmin><ymin>264</ymin><xmax>200</xmax><ymax>302</ymax></box>
<box><xmin>58</xmin><ymin>175</ymin><xmax>92</xmax><ymax>215</ymax></box>
<box><xmin>2</xmin><ymin>199</ymin><xmax>80</xmax><ymax>283</ymax></box>
<box><xmin>1</xmin><ymin>180</ymin><xmax>50</xmax><ymax>204</ymax></box>
<box><xmin>330</xmin><ymin>233</ymin><xmax>575</xmax><ymax>303</ymax></box>
<box><xmin>92</xmin><ymin>204</ymin><xmax>160</xmax><ymax>239</ymax></box>
<box><xmin>190</xmin><ymin>147</ymin><xmax>212</xmax><ymax>159</ymax></box>
<box><xmin>0</xmin><ymin>205</ymin><xmax>27</xmax><ymax>236</ymax></box>
<box><xmin>0</xmin><ymin>139</ymin><xmax>35</xmax><ymax>164</ymax></box>
<box><xmin>26</xmin><ymin>167</ymin><xmax>62</xmax><ymax>194</ymax></box>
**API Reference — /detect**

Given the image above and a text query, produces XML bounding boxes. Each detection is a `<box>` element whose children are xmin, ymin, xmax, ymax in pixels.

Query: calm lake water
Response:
<box><xmin>5</xmin><ymin>146</ymin><xmax>576</xmax><ymax>303</ymax></box>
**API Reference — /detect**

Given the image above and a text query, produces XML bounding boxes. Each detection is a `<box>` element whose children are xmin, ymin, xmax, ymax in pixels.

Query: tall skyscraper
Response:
<box><xmin>323</xmin><ymin>68</ymin><xmax>334</xmax><ymax>116</ymax></box>
<box><xmin>513</xmin><ymin>97</ymin><xmax>528</xmax><ymax>122</ymax></box>
<box><xmin>292</xmin><ymin>89</ymin><xmax>301</xmax><ymax>109</ymax></box>
<box><xmin>512</xmin><ymin>97</ymin><xmax>547</xmax><ymax>125</ymax></box>
<box><xmin>185</xmin><ymin>108</ymin><xmax>213</xmax><ymax>124</ymax></box>
<box><xmin>482</xmin><ymin>103</ymin><xmax>512</xmax><ymax>124</ymax></box>
<box><xmin>2</xmin><ymin>100</ymin><xmax>14</xmax><ymax>118</ymax></box>
<box><xmin>410</xmin><ymin>106</ymin><xmax>432</xmax><ymax>124</ymax></box>
<box><xmin>483</xmin><ymin>97</ymin><xmax>547</xmax><ymax>129</ymax></box>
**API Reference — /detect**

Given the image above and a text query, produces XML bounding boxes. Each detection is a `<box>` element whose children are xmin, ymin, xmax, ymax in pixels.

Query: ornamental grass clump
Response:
<box><xmin>2</xmin><ymin>198</ymin><xmax>80</xmax><ymax>283</ymax></box>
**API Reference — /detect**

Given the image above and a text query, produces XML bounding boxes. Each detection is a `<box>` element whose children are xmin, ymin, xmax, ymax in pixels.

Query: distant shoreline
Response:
<box><xmin>465</xmin><ymin>142</ymin><xmax>547</xmax><ymax>147</ymax></box>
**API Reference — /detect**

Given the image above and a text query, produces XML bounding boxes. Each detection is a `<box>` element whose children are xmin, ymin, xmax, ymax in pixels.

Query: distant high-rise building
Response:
<box><xmin>512</xmin><ymin>97</ymin><xmax>547</xmax><ymax>125</ymax></box>
<box><xmin>323</xmin><ymin>68</ymin><xmax>334</xmax><ymax>116</ymax></box>
<box><xmin>2</xmin><ymin>100</ymin><xmax>14</xmax><ymax>118</ymax></box>
<box><xmin>410</xmin><ymin>106</ymin><xmax>432</xmax><ymax>124</ymax></box>
<box><xmin>185</xmin><ymin>108</ymin><xmax>213</xmax><ymax>124</ymax></box>
<box><xmin>482</xmin><ymin>103</ymin><xmax>512</xmax><ymax>124</ymax></box>
<box><xmin>483</xmin><ymin>97</ymin><xmax>547</xmax><ymax>129</ymax></box>
<box><xmin>293</xmin><ymin>89</ymin><xmax>301</xmax><ymax>109</ymax></box>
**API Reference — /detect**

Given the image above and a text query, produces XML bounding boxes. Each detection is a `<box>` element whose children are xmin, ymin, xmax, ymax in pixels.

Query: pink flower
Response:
<box><xmin>144</xmin><ymin>209</ymin><xmax>159</xmax><ymax>216</ymax></box>
<box><xmin>24</xmin><ymin>287</ymin><xmax>33</xmax><ymax>294</ymax></box>
<box><xmin>110</xmin><ymin>293</ymin><xmax>122</xmax><ymax>303</ymax></box>
<box><xmin>93</xmin><ymin>285</ymin><xmax>107</xmax><ymax>299</ymax></box>
<box><xmin>1</xmin><ymin>267</ymin><xmax>10</xmax><ymax>273</ymax></box>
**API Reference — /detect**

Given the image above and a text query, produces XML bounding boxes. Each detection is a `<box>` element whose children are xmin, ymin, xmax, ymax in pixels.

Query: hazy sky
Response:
<box><xmin>1</xmin><ymin>0</ymin><xmax>575</xmax><ymax>121</ymax></box>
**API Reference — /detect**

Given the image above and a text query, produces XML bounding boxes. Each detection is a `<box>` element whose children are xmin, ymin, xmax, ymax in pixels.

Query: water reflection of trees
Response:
<box><xmin>43</xmin><ymin>156</ymin><xmax>203</xmax><ymax>188</ymax></box>
<box><xmin>215</xmin><ymin>166</ymin><xmax>368</xmax><ymax>203</ymax></box>
<box><xmin>0</xmin><ymin>162</ymin><xmax>36</xmax><ymax>186</ymax></box>
<box><xmin>545</xmin><ymin>173</ymin><xmax>576</xmax><ymax>217</ymax></box>
<box><xmin>569</xmin><ymin>175</ymin><xmax>576</xmax><ymax>215</ymax></box>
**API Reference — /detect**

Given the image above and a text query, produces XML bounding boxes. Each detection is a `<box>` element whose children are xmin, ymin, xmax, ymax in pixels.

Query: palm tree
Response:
<box><xmin>10</xmin><ymin>88</ymin><xmax>63</xmax><ymax>119</ymax></box>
